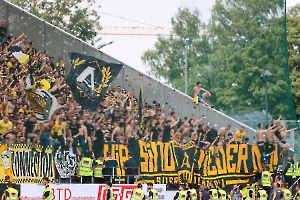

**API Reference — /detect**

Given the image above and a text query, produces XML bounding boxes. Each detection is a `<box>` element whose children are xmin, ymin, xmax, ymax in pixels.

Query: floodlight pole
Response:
<box><xmin>262</xmin><ymin>67</ymin><xmax>272</xmax><ymax>126</ymax></box>
<box><xmin>265</xmin><ymin>75</ymin><xmax>268</xmax><ymax>126</ymax></box>
<box><xmin>184</xmin><ymin>44</ymin><xmax>188</xmax><ymax>94</ymax></box>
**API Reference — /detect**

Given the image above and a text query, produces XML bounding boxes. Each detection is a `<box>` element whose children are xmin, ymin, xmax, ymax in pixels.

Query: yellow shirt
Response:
<box><xmin>235</xmin><ymin>130</ymin><xmax>246</xmax><ymax>142</ymax></box>
<box><xmin>52</xmin><ymin>121</ymin><xmax>66</xmax><ymax>136</ymax></box>
<box><xmin>6</xmin><ymin>62</ymin><xmax>13</xmax><ymax>68</ymax></box>
<box><xmin>0</xmin><ymin>120</ymin><xmax>12</xmax><ymax>134</ymax></box>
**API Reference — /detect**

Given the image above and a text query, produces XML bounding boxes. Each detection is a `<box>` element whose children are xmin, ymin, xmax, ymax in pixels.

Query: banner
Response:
<box><xmin>65</xmin><ymin>52</ymin><xmax>123</xmax><ymax>111</ymax></box>
<box><xmin>103</xmin><ymin>140</ymin><xmax>279</xmax><ymax>187</ymax></box>
<box><xmin>21</xmin><ymin>184</ymin><xmax>139</xmax><ymax>200</ymax></box>
<box><xmin>24</xmin><ymin>74</ymin><xmax>62</xmax><ymax>122</ymax></box>
<box><xmin>54</xmin><ymin>147</ymin><xmax>77</xmax><ymax>179</ymax></box>
<box><xmin>0</xmin><ymin>144</ymin><xmax>55</xmax><ymax>184</ymax></box>
<box><xmin>25</xmin><ymin>89</ymin><xmax>62</xmax><ymax>122</ymax></box>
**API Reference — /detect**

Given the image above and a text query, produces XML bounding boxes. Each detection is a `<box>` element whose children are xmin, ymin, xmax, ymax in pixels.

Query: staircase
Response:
<box><xmin>1</xmin><ymin>0</ymin><xmax>256</xmax><ymax>142</ymax></box>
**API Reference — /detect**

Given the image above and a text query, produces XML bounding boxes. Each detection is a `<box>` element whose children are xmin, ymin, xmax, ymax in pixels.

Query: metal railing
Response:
<box><xmin>55</xmin><ymin>167</ymin><xmax>141</xmax><ymax>184</ymax></box>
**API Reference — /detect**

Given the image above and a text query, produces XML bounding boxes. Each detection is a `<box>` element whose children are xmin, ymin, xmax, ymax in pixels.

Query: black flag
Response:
<box><xmin>138</xmin><ymin>76</ymin><xmax>144</xmax><ymax>130</ymax></box>
<box><xmin>65</xmin><ymin>52</ymin><xmax>123</xmax><ymax>111</ymax></box>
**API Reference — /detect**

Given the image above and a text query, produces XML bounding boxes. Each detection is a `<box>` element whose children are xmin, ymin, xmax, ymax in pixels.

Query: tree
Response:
<box><xmin>209</xmin><ymin>0</ymin><xmax>294</xmax><ymax>119</ymax></box>
<box><xmin>8</xmin><ymin>0</ymin><xmax>110</xmax><ymax>46</ymax></box>
<box><xmin>141</xmin><ymin>8</ymin><xmax>215</xmax><ymax>100</ymax></box>
<box><xmin>287</xmin><ymin>4</ymin><xmax>300</xmax><ymax>118</ymax></box>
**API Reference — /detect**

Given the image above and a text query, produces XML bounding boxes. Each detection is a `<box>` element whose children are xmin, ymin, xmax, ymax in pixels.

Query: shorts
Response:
<box><xmin>278</xmin><ymin>142</ymin><xmax>284</xmax><ymax>148</ymax></box>
<box><xmin>198</xmin><ymin>94</ymin><xmax>203</xmax><ymax>103</ymax></box>
<box><xmin>199</xmin><ymin>140</ymin><xmax>206</xmax><ymax>147</ymax></box>
<box><xmin>214</xmin><ymin>139</ymin><xmax>219</xmax><ymax>146</ymax></box>
<box><xmin>257</xmin><ymin>141</ymin><xmax>265</xmax><ymax>146</ymax></box>
<box><xmin>193</xmin><ymin>95</ymin><xmax>203</xmax><ymax>104</ymax></box>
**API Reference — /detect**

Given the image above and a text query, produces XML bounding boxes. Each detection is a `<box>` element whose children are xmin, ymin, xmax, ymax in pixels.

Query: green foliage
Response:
<box><xmin>287</xmin><ymin>4</ymin><xmax>300</xmax><ymax>118</ymax></box>
<box><xmin>142</xmin><ymin>1</ymin><xmax>296</xmax><ymax>119</ymax></box>
<box><xmin>209</xmin><ymin>0</ymin><xmax>292</xmax><ymax>119</ymax></box>
<box><xmin>9</xmin><ymin>0</ymin><xmax>110</xmax><ymax>46</ymax></box>
<box><xmin>141</xmin><ymin>8</ymin><xmax>213</xmax><ymax>100</ymax></box>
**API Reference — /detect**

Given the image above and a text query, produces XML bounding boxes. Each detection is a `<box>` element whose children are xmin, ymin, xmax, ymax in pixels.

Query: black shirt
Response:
<box><xmin>265</xmin><ymin>142</ymin><xmax>275</xmax><ymax>154</ymax></box>
<box><xmin>151</xmin><ymin>127</ymin><xmax>158</xmax><ymax>142</ymax></box>
<box><xmin>201</xmin><ymin>190</ymin><xmax>210</xmax><ymax>200</ymax></box>
<box><xmin>206</xmin><ymin>129</ymin><xmax>218</xmax><ymax>143</ymax></box>
<box><xmin>69</xmin><ymin>123</ymin><xmax>81</xmax><ymax>136</ymax></box>
<box><xmin>104</xmin><ymin>158</ymin><xmax>118</xmax><ymax>175</ymax></box>
<box><xmin>50</xmin><ymin>62</ymin><xmax>55</xmax><ymax>70</ymax></box>
<box><xmin>0</xmin><ymin>27</ymin><xmax>6</xmax><ymax>38</ymax></box>
<box><xmin>256</xmin><ymin>191</ymin><xmax>261</xmax><ymax>198</ymax></box>
<box><xmin>95</xmin><ymin>129</ymin><xmax>104</xmax><ymax>142</ymax></box>
<box><xmin>162</xmin><ymin>125</ymin><xmax>171</xmax><ymax>142</ymax></box>
<box><xmin>284</xmin><ymin>161</ymin><xmax>294</xmax><ymax>175</ymax></box>
<box><xmin>43</xmin><ymin>185</ymin><xmax>50</xmax><ymax>198</ymax></box>
<box><xmin>23</xmin><ymin>120</ymin><xmax>36</xmax><ymax>135</ymax></box>
<box><xmin>124</xmin><ymin>157</ymin><xmax>136</xmax><ymax>175</ymax></box>
<box><xmin>198</xmin><ymin>129</ymin><xmax>206</xmax><ymax>141</ymax></box>
<box><xmin>106</xmin><ymin>188</ymin><xmax>112</xmax><ymax>200</ymax></box>
<box><xmin>149</xmin><ymin>191</ymin><xmax>154</xmax><ymax>198</ymax></box>
<box><xmin>84</xmin><ymin>122</ymin><xmax>95</xmax><ymax>137</ymax></box>
<box><xmin>173</xmin><ymin>192</ymin><xmax>179</xmax><ymax>200</ymax></box>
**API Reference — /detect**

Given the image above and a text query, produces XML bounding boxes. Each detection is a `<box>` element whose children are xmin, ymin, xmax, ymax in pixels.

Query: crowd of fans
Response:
<box><xmin>0</xmin><ymin>23</ymin><xmax>230</xmax><ymax>160</ymax></box>
<box><xmin>0</xmin><ymin>22</ymin><xmax>282</xmax><ymax>160</ymax></box>
<box><xmin>0</xmin><ymin>21</ymin><xmax>294</xmax><ymax>165</ymax></box>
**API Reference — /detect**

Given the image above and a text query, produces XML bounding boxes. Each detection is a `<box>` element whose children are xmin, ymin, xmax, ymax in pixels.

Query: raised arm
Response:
<box><xmin>111</xmin><ymin>128</ymin><xmax>117</xmax><ymax>142</ymax></box>
<box><xmin>170</xmin><ymin>118</ymin><xmax>180</xmax><ymax>129</ymax></box>
<box><xmin>287</xmin><ymin>127</ymin><xmax>298</xmax><ymax>133</ymax></box>
<box><xmin>261</xmin><ymin>125</ymin><xmax>275</xmax><ymax>133</ymax></box>
<box><xmin>272</xmin><ymin>115</ymin><xmax>282</xmax><ymax>125</ymax></box>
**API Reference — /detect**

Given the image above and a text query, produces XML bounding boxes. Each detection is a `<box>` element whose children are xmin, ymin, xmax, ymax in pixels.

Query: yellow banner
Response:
<box><xmin>104</xmin><ymin>140</ymin><xmax>279</xmax><ymax>186</ymax></box>
<box><xmin>0</xmin><ymin>144</ymin><xmax>54</xmax><ymax>183</ymax></box>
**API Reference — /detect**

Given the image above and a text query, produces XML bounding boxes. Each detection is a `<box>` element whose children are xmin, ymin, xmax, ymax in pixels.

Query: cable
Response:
<box><xmin>98</xmin><ymin>11</ymin><xmax>163</xmax><ymax>28</ymax></box>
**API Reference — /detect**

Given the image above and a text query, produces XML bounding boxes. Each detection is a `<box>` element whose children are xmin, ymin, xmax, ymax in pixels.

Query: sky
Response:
<box><xmin>97</xmin><ymin>0</ymin><xmax>300</xmax><ymax>75</ymax></box>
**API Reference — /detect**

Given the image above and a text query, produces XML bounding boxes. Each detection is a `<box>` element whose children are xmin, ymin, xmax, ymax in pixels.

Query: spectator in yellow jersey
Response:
<box><xmin>52</xmin><ymin>117</ymin><xmax>66</xmax><ymax>147</ymax></box>
<box><xmin>0</xmin><ymin>116</ymin><xmax>12</xmax><ymax>138</ymax></box>
<box><xmin>235</xmin><ymin>126</ymin><xmax>246</xmax><ymax>144</ymax></box>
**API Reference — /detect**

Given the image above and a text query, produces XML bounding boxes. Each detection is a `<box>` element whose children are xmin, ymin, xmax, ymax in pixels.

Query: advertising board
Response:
<box><xmin>21</xmin><ymin>184</ymin><xmax>166</xmax><ymax>200</ymax></box>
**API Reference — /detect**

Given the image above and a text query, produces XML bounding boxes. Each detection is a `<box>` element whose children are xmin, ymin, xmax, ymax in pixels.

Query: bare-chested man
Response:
<box><xmin>7</xmin><ymin>100</ymin><xmax>15</xmax><ymax>114</ymax></box>
<box><xmin>277</xmin><ymin>126</ymin><xmax>298</xmax><ymax>155</ymax></box>
<box><xmin>180</xmin><ymin>126</ymin><xmax>193</xmax><ymax>144</ymax></box>
<box><xmin>214</xmin><ymin>124</ymin><xmax>231</xmax><ymax>156</ymax></box>
<box><xmin>78</xmin><ymin>120</ymin><xmax>88</xmax><ymax>142</ymax></box>
<box><xmin>125</xmin><ymin>120</ymin><xmax>139</xmax><ymax>144</ymax></box>
<box><xmin>111</xmin><ymin>122</ymin><xmax>126</xmax><ymax>143</ymax></box>
<box><xmin>192</xmin><ymin>82</ymin><xmax>211</xmax><ymax>107</ymax></box>
<box><xmin>256</xmin><ymin>123</ymin><xmax>275</xmax><ymax>154</ymax></box>
<box><xmin>33</xmin><ymin>122</ymin><xmax>52</xmax><ymax>156</ymax></box>
<box><xmin>77</xmin><ymin>119</ymin><xmax>88</xmax><ymax>153</ymax></box>
<box><xmin>264</xmin><ymin>124</ymin><xmax>281</xmax><ymax>143</ymax></box>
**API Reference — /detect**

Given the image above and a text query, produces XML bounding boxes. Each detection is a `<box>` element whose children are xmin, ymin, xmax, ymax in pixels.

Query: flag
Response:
<box><xmin>9</xmin><ymin>46</ymin><xmax>29</xmax><ymax>64</ymax></box>
<box><xmin>65</xmin><ymin>52</ymin><xmax>123</xmax><ymax>111</ymax></box>
<box><xmin>24</xmin><ymin>74</ymin><xmax>62</xmax><ymax>122</ymax></box>
<box><xmin>138</xmin><ymin>76</ymin><xmax>144</xmax><ymax>130</ymax></box>
<box><xmin>24</xmin><ymin>72</ymin><xmax>35</xmax><ymax>91</ymax></box>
